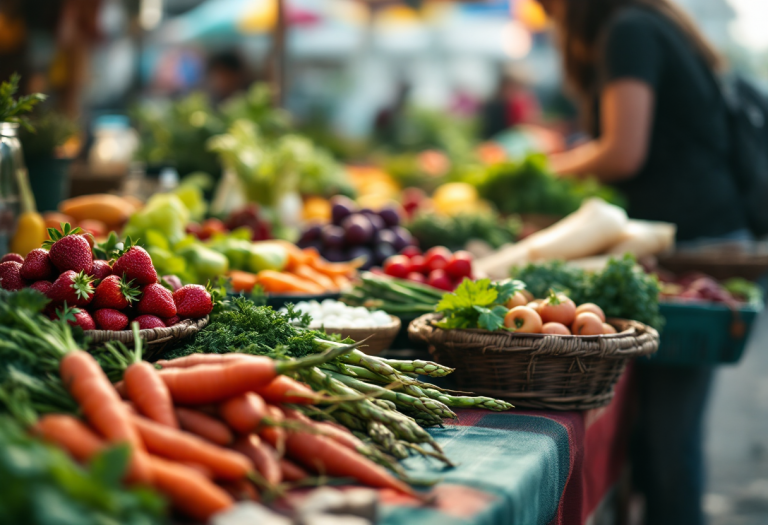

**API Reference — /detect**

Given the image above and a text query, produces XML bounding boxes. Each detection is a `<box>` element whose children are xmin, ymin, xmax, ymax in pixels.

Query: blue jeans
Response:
<box><xmin>632</xmin><ymin>363</ymin><xmax>714</xmax><ymax>525</ymax></box>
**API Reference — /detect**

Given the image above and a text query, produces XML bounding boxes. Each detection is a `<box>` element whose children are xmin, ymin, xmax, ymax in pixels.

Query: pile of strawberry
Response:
<box><xmin>0</xmin><ymin>224</ymin><xmax>213</xmax><ymax>331</ymax></box>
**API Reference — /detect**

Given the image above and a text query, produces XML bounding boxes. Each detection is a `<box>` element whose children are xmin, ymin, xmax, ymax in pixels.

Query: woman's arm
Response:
<box><xmin>549</xmin><ymin>79</ymin><xmax>655</xmax><ymax>182</ymax></box>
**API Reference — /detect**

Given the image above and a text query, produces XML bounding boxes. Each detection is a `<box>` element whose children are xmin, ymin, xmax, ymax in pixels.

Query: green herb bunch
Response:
<box><xmin>0</xmin><ymin>73</ymin><xmax>46</xmax><ymax>131</ymax></box>
<box><xmin>436</xmin><ymin>278</ymin><xmax>526</xmax><ymax>331</ymax></box>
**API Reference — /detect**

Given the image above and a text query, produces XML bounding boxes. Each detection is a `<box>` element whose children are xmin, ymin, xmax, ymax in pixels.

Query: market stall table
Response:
<box><xmin>379</xmin><ymin>368</ymin><xmax>635</xmax><ymax>525</ymax></box>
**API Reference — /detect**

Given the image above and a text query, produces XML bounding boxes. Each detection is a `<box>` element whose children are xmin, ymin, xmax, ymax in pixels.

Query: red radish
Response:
<box><xmin>424</xmin><ymin>246</ymin><xmax>451</xmax><ymax>271</ymax></box>
<box><xmin>19</xmin><ymin>249</ymin><xmax>53</xmax><ymax>281</ymax></box>
<box><xmin>427</xmin><ymin>269</ymin><xmax>453</xmax><ymax>291</ymax></box>
<box><xmin>383</xmin><ymin>255</ymin><xmax>410</xmax><ymax>279</ymax></box>
<box><xmin>445</xmin><ymin>251</ymin><xmax>472</xmax><ymax>280</ymax></box>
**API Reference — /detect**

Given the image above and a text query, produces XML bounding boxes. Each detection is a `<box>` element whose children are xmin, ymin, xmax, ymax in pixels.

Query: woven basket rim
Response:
<box><xmin>84</xmin><ymin>316</ymin><xmax>209</xmax><ymax>344</ymax></box>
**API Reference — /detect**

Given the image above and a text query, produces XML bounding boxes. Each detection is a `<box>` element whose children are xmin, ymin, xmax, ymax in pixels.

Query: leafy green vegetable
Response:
<box><xmin>723</xmin><ymin>278</ymin><xmax>764</xmax><ymax>306</ymax></box>
<box><xmin>436</xmin><ymin>278</ymin><xmax>524</xmax><ymax>331</ymax></box>
<box><xmin>511</xmin><ymin>254</ymin><xmax>663</xmax><ymax>329</ymax></box>
<box><xmin>162</xmin><ymin>296</ymin><xmax>334</xmax><ymax>361</ymax></box>
<box><xmin>472</xmin><ymin>153</ymin><xmax>624</xmax><ymax>216</ymax></box>
<box><xmin>0</xmin><ymin>416</ymin><xmax>164</xmax><ymax>525</ymax></box>
<box><xmin>406</xmin><ymin>211</ymin><xmax>521</xmax><ymax>251</ymax></box>
<box><xmin>0</xmin><ymin>74</ymin><xmax>46</xmax><ymax>131</ymax></box>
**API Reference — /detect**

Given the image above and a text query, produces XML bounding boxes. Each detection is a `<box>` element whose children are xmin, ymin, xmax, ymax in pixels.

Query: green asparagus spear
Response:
<box><xmin>367</xmin><ymin>421</ymin><xmax>409</xmax><ymax>460</ymax></box>
<box><xmin>377</xmin><ymin>358</ymin><xmax>455</xmax><ymax>378</ymax></box>
<box><xmin>420</xmin><ymin>386</ymin><xmax>514</xmax><ymax>411</ymax></box>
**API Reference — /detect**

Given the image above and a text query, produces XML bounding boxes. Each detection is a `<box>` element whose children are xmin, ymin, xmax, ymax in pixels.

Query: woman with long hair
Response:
<box><xmin>537</xmin><ymin>1</ymin><xmax>749</xmax><ymax>524</ymax></box>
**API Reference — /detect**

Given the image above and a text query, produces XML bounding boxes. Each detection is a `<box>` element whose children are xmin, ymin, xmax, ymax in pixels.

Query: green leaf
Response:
<box><xmin>436</xmin><ymin>278</ymin><xmax>498</xmax><ymax>313</ymax></box>
<box><xmin>494</xmin><ymin>279</ymin><xmax>526</xmax><ymax>305</ymax></box>
<box><xmin>89</xmin><ymin>445</ymin><xmax>130</xmax><ymax>488</ymax></box>
<box><xmin>475</xmin><ymin>305</ymin><xmax>508</xmax><ymax>332</ymax></box>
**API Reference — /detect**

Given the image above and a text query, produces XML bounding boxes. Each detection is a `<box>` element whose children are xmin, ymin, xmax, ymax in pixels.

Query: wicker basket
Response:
<box><xmin>321</xmin><ymin>316</ymin><xmax>401</xmax><ymax>356</ymax></box>
<box><xmin>409</xmin><ymin>313</ymin><xmax>659</xmax><ymax>410</ymax></box>
<box><xmin>84</xmin><ymin>317</ymin><xmax>209</xmax><ymax>361</ymax></box>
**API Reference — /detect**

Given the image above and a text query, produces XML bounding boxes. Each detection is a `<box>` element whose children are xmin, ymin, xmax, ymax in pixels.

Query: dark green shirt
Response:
<box><xmin>597</xmin><ymin>7</ymin><xmax>748</xmax><ymax>241</ymax></box>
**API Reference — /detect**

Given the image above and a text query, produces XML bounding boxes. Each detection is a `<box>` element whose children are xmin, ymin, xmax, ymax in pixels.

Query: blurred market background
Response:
<box><xmin>1</xmin><ymin>1</ymin><xmax>768</xmax><ymax>523</ymax></box>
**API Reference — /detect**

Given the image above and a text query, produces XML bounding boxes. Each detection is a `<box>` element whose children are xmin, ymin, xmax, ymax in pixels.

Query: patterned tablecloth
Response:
<box><xmin>379</xmin><ymin>368</ymin><xmax>635</xmax><ymax>525</ymax></box>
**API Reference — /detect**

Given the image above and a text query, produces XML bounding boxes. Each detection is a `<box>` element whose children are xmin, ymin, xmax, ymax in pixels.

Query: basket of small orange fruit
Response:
<box><xmin>408</xmin><ymin>279</ymin><xmax>659</xmax><ymax>410</ymax></box>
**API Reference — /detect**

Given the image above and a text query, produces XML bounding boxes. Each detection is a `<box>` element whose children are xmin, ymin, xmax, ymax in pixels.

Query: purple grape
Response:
<box><xmin>375</xmin><ymin>229</ymin><xmax>397</xmax><ymax>246</ymax></box>
<box><xmin>373</xmin><ymin>243</ymin><xmax>397</xmax><ymax>265</ymax></box>
<box><xmin>347</xmin><ymin>246</ymin><xmax>373</xmax><ymax>270</ymax></box>
<box><xmin>391</xmin><ymin>226</ymin><xmax>413</xmax><ymax>251</ymax></box>
<box><xmin>378</xmin><ymin>206</ymin><xmax>401</xmax><ymax>227</ymax></box>
<box><xmin>367</xmin><ymin>214</ymin><xmax>385</xmax><ymax>233</ymax></box>
<box><xmin>299</xmin><ymin>238</ymin><xmax>324</xmax><ymax>251</ymax></box>
<box><xmin>323</xmin><ymin>248</ymin><xmax>348</xmax><ymax>263</ymax></box>
<box><xmin>331</xmin><ymin>195</ymin><xmax>357</xmax><ymax>226</ymax></box>
<box><xmin>342</xmin><ymin>214</ymin><xmax>373</xmax><ymax>245</ymax></box>
<box><xmin>321</xmin><ymin>224</ymin><xmax>346</xmax><ymax>249</ymax></box>
<box><xmin>359</xmin><ymin>208</ymin><xmax>377</xmax><ymax>219</ymax></box>
<box><xmin>299</xmin><ymin>223</ymin><xmax>323</xmax><ymax>244</ymax></box>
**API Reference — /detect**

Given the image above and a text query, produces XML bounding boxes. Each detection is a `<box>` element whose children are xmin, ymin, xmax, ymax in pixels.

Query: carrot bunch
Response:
<box><xmin>229</xmin><ymin>244</ymin><xmax>360</xmax><ymax>295</ymax></box>
<box><xmin>35</xmin><ymin>325</ymin><xmax>419</xmax><ymax>522</ymax></box>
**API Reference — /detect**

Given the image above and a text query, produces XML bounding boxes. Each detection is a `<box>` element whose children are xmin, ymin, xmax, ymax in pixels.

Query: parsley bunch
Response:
<box><xmin>436</xmin><ymin>278</ymin><xmax>525</xmax><ymax>331</ymax></box>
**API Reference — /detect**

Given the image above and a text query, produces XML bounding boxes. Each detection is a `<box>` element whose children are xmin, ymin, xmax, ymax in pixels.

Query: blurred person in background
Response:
<box><xmin>537</xmin><ymin>0</ymin><xmax>751</xmax><ymax>524</ymax></box>
<box><xmin>480</xmin><ymin>68</ymin><xmax>542</xmax><ymax>139</ymax></box>
<box><xmin>373</xmin><ymin>81</ymin><xmax>411</xmax><ymax>147</ymax></box>
<box><xmin>206</xmin><ymin>49</ymin><xmax>250</xmax><ymax>103</ymax></box>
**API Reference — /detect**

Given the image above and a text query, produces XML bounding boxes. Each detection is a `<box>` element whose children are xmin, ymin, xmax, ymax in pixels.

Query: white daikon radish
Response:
<box><xmin>473</xmin><ymin>242</ymin><xmax>530</xmax><ymax>279</ymax></box>
<box><xmin>607</xmin><ymin>220</ymin><xmax>676</xmax><ymax>257</ymax></box>
<box><xmin>565</xmin><ymin>255</ymin><xmax>612</xmax><ymax>272</ymax></box>
<box><xmin>526</xmin><ymin>198</ymin><xmax>628</xmax><ymax>260</ymax></box>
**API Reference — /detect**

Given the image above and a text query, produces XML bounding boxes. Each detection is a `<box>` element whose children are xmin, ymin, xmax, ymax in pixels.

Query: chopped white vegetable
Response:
<box><xmin>302</xmin><ymin>300</ymin><xmax>392</xmax><ymax>330</ymax></box>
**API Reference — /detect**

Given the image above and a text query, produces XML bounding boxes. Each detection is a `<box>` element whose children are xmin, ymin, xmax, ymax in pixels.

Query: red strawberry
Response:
<box><xmin>134</xmin><ymin>314</ymin><xmax>166</xmax><ymax>330</ymax></box>
<box><xmin>93</xmin><ymin>308</ymin><xmax>129</xmax><ymax>331</ymax></box>
<box><xmin>163</xmin><ymin>315</ymin><xmax>181</xmax><ymax>326</ymax></box>
<box><xmin>52</xmin><ymin>305</ymin><xmax>96</xmax><ymax>331</ymax></box>
<box><xmin>48</xmin><ymin>271</ymin><xmax>95</xmax><ymax>306</ymax></box>
<box><xmin>173</xmin><ymin>284</ymin><xmax>213</xmax><ymax>319</ymax></box>
<box><xmin>0</xmin><ymin>261</ymin><xmax>25</xmax><ymax>291</ymax></box>
<box><xmin>44</xmin><ymin>223</ymin><xmax>93</xmax><ymax>274</ymax></box>
<box><xmin>20</xmin><ymin>248</ymin><xmax>54</xmax><ymax>281</ymax></box>
<box><xmin>91</xmin><ymin>275</ymin><xmax>140</xmax><ymax>310</ymax></box>
<box><xmin>90</xmin><ymin>260</ymin><xmax>113</xmax><ymax>281</ymax></box>
<box><xmin>112</xmin><ymin>243</ymin><xmax>157</xmax><ymax>285</ymax></box>
<box><xmin>30</xmin><ymin>280</ymin><xmax>53</xmax><ymax>295</ymax></box>
<box><xmin>137</xmin><ymin>283</ymin><xmax>176</xmax><ymax>318</ymax></box>
<box><xmin>162</xmin><ymin>274</ymin><xmax>183</xmax><ymax>292</ymax></box>
<box><xmin>0</xmin><ymin>253</ymin><xmax>24</xmax><ymax>264</ymax></box>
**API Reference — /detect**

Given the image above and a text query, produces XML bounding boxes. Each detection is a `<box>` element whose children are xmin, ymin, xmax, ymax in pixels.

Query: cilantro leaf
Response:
<box><xmin>436</xmin><ymin>279</ymin><xmax>498</xmax><ymax>313</ymax></box>
<box><xmin>475</xmin><ymin>305</ymin><xmax>508</xmax><ymax>331</ymax></box>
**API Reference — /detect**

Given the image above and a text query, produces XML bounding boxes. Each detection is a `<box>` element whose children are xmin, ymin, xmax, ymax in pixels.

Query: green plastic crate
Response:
<box><xmin>648</xmin><ymin>302</ymin><xmax>763</xmax><ymax>365</ymax></box>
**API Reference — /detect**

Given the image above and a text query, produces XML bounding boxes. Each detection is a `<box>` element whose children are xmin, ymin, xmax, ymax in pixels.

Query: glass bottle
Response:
<box><xmin>0</xmin><ymin>123</ymin><xmax>23</xmax><ymax>255</ymax></box>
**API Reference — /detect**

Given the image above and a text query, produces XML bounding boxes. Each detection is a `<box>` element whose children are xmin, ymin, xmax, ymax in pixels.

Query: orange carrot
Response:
<box><xmin>256</xmin><ymin>376</ymin><xmax>319</xmax><ymax>405</ymax></box>
<box><xmin>279</xmin><ymin>458</ymin><xmax>309</xmax><ymax>482</ymax></box>
<box><xmin>156</xmin><ymin>353</ymin><xmax>254</xmax><ymax>369</ymax></box>
<box><xmin>125</xmin><ymin>361</ymin><xmax>178</xmax><ymax>429</ymax></box>
<box><xmin>34</xmin><ymin>414</ymin><xmax>148</xmax><ymax>485</ymax></box>
<box><xmin>157</xmin><ymin>349</ymin><xmax>342</xmax><ymax>405</ymax></box>
<box><xmin>259</xmin><ymin>406</ymin><xmax>286</xmax><ymax>449</ymax></box>
<box><xmin>148</xmin><ymin>455</ymin><xmax>234</xmax><ymax>521</ymax></box>
<box><xmin>281</xmin><ymin>413</ymin><xmax>417</xmax><ymax>496</ymax></box>
<box><xmin>131</xmin><ymin>414</ymin><xmax>252</xmax><ymax>481</ymax></box>
<box><xmin>303</xmin><ymin>247</ymin><xmax>364</xmax><ymax>277</ymax></box>
<box><xmin>229</xmin><ymin>270</ymin><xmax>259</xmax><ymax>293</ymax></box>
<box><xmin>284</xmin><ymin>408</ymin><xmax>364</xmax><ymax>451</ymax></box>
<box><xmin>219</xmin><ymin>392</ymin><xmax>267</xmax><ymax>434</ymax></box>
<box><xmin>331</xmin><ymin>274</ymin><xmax>351</xmax><ymax>290</ymax></box>
<box><xmin>114</xmin><ymin>380</ymin><xmax>127</xmax><ymax>398</ymax></box>
<box><xmin>292</xmin><ymin>265</ymin><xmax>337</xmax><ymax>291</ymax></box>
<box><xmin>257</xmin><ymin>270</ymin><xmax>324</xmax><ymax>294</ymax></box>
<box><xmin>34</xmin><ymin>414</ymin><xmax>104</xmax><ymax>463</ymax></box>
<box><xmin>180</xmin><ymin>461</ymin><xmax>214</xmax><ymax>480</ymax></box>
<box><xmin>233</xmin><ymin>434</ymin><xmax>282</xmax><ymax>486</ymax></box>
<box><xmin>176</xmin><ymin>407</ymin><xmax>234</xmax><ymax>446</ymax></box>
<box><xmin>273</xmin><ymin>240</ymin><xmax>310</xmax><ymax>270</ymax></box>
<box><xmin>59</xmin><ymin>350</ymin><xmax>153</xmax><ymax>483</ymax></box>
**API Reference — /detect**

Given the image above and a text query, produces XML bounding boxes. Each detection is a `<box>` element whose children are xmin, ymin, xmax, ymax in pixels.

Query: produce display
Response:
<box><xmin>656</xmin><ymin>272</ymin><xmax>763</xmax><ymax>307</ymax></box>
<box><xmin>378</xmin><ymin>246</ymin><xmax>474</xmax><ymax>291</ymax></box>
<box><xmin>343</xmin><ymin>272</ymin><xmax>446</xmax><ymax>318</ymax></box>
<box><xmin>0</xmin><ymin>223</ymin><xmax>212</xmax><ymax>331</ymax></box>
<box><xmin>406</xmin><ymin>210</ymin><xmax>521</xmax><ymax>251</ymax></box>
<box><xmin>298</xmin><ymin>195</ymin><xmax>414</xmax><ymax>268</ymax></box>
<box><xmin>187</xmin><ymin>204</ymin><xmax>272</xmax><ymax>242</ymax></box>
